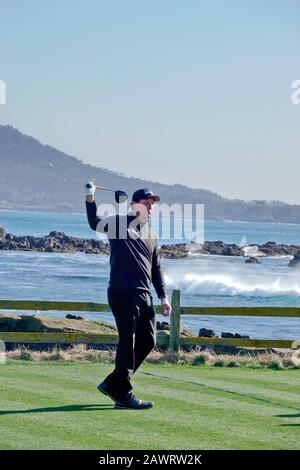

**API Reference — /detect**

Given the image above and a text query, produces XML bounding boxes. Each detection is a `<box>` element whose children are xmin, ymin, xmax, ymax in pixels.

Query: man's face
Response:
<box><xmin>133</xmin><ymin>198</ymin><xmax>155</xmax><ymax>221</ymax></box>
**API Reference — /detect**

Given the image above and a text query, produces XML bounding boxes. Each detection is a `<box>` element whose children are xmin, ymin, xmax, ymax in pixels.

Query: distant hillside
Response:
<box><xmin>1</xmin><ymin>124</ymin><xmax>300</xmax><ymax>223</ymax></box>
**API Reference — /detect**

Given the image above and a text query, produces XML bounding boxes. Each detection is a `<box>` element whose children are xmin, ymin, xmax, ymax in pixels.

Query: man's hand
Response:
<box><xmin>161</xmin><ymin>297</ymin><xmax>172</xmax><ymax>317</ymax></box>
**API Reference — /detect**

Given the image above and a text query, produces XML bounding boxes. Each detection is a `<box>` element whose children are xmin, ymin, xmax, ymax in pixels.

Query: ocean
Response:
<box><xmin>1</xmin><ymin>209</ymin><xmax>300</xmax><ymax>340</ymax></box>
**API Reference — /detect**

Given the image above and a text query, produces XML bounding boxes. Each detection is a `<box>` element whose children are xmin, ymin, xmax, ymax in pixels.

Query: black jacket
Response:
<box><xmin>86</xmin><ymin>200</ymin><xmax>167</xmax><ymax>299</ymax></box>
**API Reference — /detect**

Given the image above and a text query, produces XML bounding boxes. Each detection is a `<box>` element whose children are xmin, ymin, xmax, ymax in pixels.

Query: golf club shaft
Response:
<box><xmin>95</xmin><ymin>185</ymin><xmax>116</xmax><ymax>192</ymax></box>
<box><xmin>90</xmin><ymin>183</ymin><xmax>128</xmax><ymax>202</ymax></box>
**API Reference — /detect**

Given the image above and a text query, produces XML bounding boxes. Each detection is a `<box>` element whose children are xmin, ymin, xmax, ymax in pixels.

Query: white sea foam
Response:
<box><xmin>242</xmin><ymin>245</ymin><xmax>265</xmax><ymax>257</ymax></box>
<box><xmin>164</xmin><ymin>272</ymin><xmax>300</xmax><ymax>297</ymax></box>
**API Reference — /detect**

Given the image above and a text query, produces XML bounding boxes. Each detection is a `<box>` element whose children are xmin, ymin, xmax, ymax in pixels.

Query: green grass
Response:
<box><xmin>0</xmin><ymin>361</ymin><xmax>299</xmax><ymax>450</ymax></box>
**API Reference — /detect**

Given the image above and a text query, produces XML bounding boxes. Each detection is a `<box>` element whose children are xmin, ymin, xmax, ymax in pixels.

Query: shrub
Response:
<box><xmin>42</xmin><ymin>348</ymin><xmax>64</xmax><ymax>362</ymax></box>
<box><xmin>19</xmin><ymin>350</ymin><xmax>33</xmax><ymax>361</ymax></box>
<box><xmin>267</xmin><ymin>360</ymin><xmax>283</xmax><ymax>370</ymax></box>
<box><xmin>192</xmin><ymin>354</ymin><xmax>207</xmax><ymax>366</ymax></box>
<box><xmin>213</xmin><ymin>360</ymin><xmax>225</xmax><ymax>367</ymax></box>
<box><xmin>227</xmin><ymin>361</ymin><xmax>239</xmax><ymax>368</ymax></box>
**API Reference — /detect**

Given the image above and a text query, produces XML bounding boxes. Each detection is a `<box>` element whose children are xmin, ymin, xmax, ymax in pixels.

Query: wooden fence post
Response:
<box><xmin>168</xmin><ymin>289</ymin><xmax>181</xmax><ymax>352</ymax></box>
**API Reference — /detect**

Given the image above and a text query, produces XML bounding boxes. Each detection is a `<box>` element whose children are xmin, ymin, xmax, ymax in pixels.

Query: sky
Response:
<box><xmin>0</xmin><ymin>0</ymin><xmax>300</xmax><ymax>203</ymax></box>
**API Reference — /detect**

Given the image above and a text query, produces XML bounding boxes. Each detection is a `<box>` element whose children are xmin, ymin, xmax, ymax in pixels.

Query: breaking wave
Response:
<box><xmin>164</xmin><ymin>273</ymin><xmax>300</xmax><ymax>297</ymax></box>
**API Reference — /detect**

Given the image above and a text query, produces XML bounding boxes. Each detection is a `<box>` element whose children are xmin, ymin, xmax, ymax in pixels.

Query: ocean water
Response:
<box><xmin>1</xmin><ymin>209</ymin><xmax>300</xmax><ymax>340</ymax></box>
<box><xmin>2</xmin><ymin>207</ymin><xmax>300</xmax><ymax>245</ymax></box>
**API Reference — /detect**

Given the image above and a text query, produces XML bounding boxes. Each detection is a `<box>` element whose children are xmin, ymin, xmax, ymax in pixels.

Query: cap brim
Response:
<box><xmin>149</xmin><ymin>195</ymin><xmax>160</xmax><ymax>202</ymax></box>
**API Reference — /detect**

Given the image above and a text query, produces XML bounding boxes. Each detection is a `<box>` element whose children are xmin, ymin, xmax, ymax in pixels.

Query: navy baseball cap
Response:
<box><xmin>131</xmin><ymin>188</ymin><xmax>160</xmax><ymax>203</ymax></box>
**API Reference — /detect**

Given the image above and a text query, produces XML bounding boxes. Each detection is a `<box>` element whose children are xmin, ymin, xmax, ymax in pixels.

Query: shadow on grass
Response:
<box><xmin>280</xmin><ymin>424</ymin><xmax>300</xmax><ymax>427</ymax></box>
<box><xmin>275</xmin><ymin>413</ymin><xmax>300</xmax><ymax>427</ymax></box>
<box><xmin>0</xmin><ymin>404</ymin><xmax>115</xmax><ymax>415</ymax></box>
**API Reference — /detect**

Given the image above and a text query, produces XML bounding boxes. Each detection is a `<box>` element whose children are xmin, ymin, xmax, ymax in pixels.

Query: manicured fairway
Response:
<box><xmin>0</xmin><ymin>361</ymin><xmax>299</xmax><ymax>450</ymax></box>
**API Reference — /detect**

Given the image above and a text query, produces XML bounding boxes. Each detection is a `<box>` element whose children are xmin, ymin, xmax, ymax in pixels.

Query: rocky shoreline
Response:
<box><xmin>0</xmin><ymin>226</ymin><xmax>110</xmax><ymax>255</ymax></box>
<box><xmin>1</xmin><ymin>225</ymin><xmax>300</xmax><ymax>262</ymax></box>
<box><xmin>0</xmin><ymin>313</ymin><xmax>252</xmax><ymax>354</ymax></box>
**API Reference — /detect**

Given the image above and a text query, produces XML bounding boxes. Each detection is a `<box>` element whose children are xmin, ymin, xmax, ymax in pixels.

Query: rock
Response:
<box><xmin>7</xmin><ymin>241</ymin><xmax>17</xmax><ymax>250</ymax></box>
<box><xmin>186</xmin><ymin>243</ymin><xmax>209</xmax><ymax>255</ymax></box>
<box><xmin>288</xmin><ymin>250</ymin><xmax>300</xmax><ymax>267</ymax></box>
<box><xmin>181</xmin><ymin>329</ymin><xmax>194</xmax><ymax>337</ymax></box>
<box><xmin>221</xmin><ymin>332</ymin><xmax>235</xmax><ymax>338</ymax></box>
<box><xmin>198</xmin><ymin>328</ymin><xmax>219</xmax><ymax>338</ymax></box>
<box><xmin>165</xmin><ymin>251</ymin><xmax>189</xmax><ymax>259</ymax></box>
<box><xmin>156</xmin><ymin>321</ymin><xmax>170</xmax><ymax>331</ymax></box>
<box><xmin>155</xmin><ymin>330</ymin><xmax>170</xmax><ymax>350</ymax></box>
<box><xmin>202</xmin><ymin>241</ymin><xmax>244</xmax><ymax>256</ymax></box>
<box><xmin>0</xmin><ymin>229</ymin><xmax>110</xmax><ymax>255</ymax></box>
<box><xmin>259</xmin><ymin>241</ymin><xmax>299</xmax><ymax>257</ymax></box>
<box><xmin>32</xmin><ymin>238</ymin><xmax>46</xmax><ymax>249</ymax></box>
<box><xmin>160</xmin><ymin>241</ymin><xmax>245</xmax><ymax>258</ymax></box>
<box><xmin>160</xmin><ymin>243</ymin><xmax>189</xmax><ymax>259</ymax></box>
<box><xmin>1</xmin><ymin>226</ymin><xmax>300</xmax><ymax>259</ymax></box>
<box><xmin>245</xmin><ymin>256</ymin><xmax>261</xmax><ymax>264</ymax></box>
<box><xmin>223</xmin><ymin>246</ymin><xmax>240</xmax><ymax>256</ymax></box>
<box><xmin>221</xmin><ymin>332</ymin><xmax>250</xmax><ymax>339</ymax></box>
<box><xmin>0</xmin><ymin>225</ymin><xmax>6</xmax><ymax>240</ymax></box>
<box><xmin>156</xmin><ymin>321</ymin><xmax>193</xmax><ymax>336</ymax></box>
<box><xmin>65</xmin><ymin>314</ymin><xmax>84</xmax><ymax>320</ymax></box>
<box><xmin>49</xmin><ymin>231</ymin><xmax>67</xmax><ymax>239</ymax></box>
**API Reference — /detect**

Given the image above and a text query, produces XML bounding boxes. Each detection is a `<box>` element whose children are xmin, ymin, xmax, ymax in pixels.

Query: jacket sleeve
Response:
<box><xmin>151</xmin><ymin>239</ymin><xmax>168</xmax><ymax>299</ymax></box>
<box><xmin>85</xmin><ymin>200</ymin><xmax>112</xmax><ymax>233</ymax></box>
<box><xmin>86</xmin><ymin>200</ymin><xmax>101</xmax><ymax>231</ymax></box>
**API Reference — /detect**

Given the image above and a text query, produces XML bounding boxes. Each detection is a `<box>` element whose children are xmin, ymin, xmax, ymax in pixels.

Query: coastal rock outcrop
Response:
<box><xmin>198</xmin><ymin>328</ymin><xmax>220</xmax><ymax>338</ymax></box>
<box><xmin>202</xmin><ymin>241</ymin><xmax>244</xmax><ymax>256</ymax></box>
<box><xmin>197</xmin><ymin>328</ymin><xmax>250</xmax><ymax>339</ymax></box>
<box><xmin>0</xmin><ymin>229</ymin><xmax>110</xmax><ymax>255</ymax></box>
<box><xmin>0</xmin><ymin>225</ymin><xmax>5</xmax><ymax>241</ymax></box>
<box><xmin>288</xmin><ymin>251</ymin><xmax>300</xmax><ymax>267</ymax></box>
<box><xmin>221</xmin><ymin>332</ymin><xmax>250</xmax><ymax>339</ymax></box>
<box><xmin>245</xmin><ymin>256</ymin><xmax>261</xmax><ymax>264</ymax></box>
<box><xmin>1</xmin><ymin>225</ymin><xmax>300</xmax><ymax>258</ymax></box>
<box><xmin>257</xmin><ymin>241</ymin><xmax>300</xmax><ymax>257</ymax></box>
<box><xmin>160</xmin><ymin>243</ymin><xmax>189</xmax><ymax>259</ymax></box>
<box><xmin>160</xmin><ymin>241</ymin><xmax>244</xmax><ymax>258</ymax></box>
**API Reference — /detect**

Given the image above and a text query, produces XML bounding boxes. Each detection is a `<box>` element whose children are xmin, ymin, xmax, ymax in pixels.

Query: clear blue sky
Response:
<box><xmin>1</xmin><ymin>0</ymin><xmax>300</xmax><ymax>203</ymax></box>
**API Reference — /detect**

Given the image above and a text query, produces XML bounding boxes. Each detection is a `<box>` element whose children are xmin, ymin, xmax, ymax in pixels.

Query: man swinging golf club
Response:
<box><xmin>85</xmin><ymin>182</ymin><xmax>171</xmax><ymax>410</ymax></box>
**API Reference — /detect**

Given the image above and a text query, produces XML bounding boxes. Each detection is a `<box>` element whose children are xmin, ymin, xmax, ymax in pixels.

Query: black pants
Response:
<box><xmin>103</xmin><ymin>287</ymin><xmax>156</xmax><ymax>400</ymax></box>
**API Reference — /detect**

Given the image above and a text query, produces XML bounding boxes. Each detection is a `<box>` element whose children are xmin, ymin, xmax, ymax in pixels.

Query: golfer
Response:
<box><xmin>85</xmin><ymin>183</ymin><xmax>171</xmax><ymax>410</ymax></box>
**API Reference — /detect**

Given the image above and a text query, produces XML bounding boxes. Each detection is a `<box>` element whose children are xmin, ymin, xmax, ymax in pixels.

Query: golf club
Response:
<box><xmin>86</xmin><ymin>183</ymin><xmax>128</xmax><ymax>203</ymax></box>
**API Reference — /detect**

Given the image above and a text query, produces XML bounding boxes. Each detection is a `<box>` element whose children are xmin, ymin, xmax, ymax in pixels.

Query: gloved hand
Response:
<box><xmin>84</xmin><ymin>181</ymin><xmax>96</xmax><ymax>196</ymax></box>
